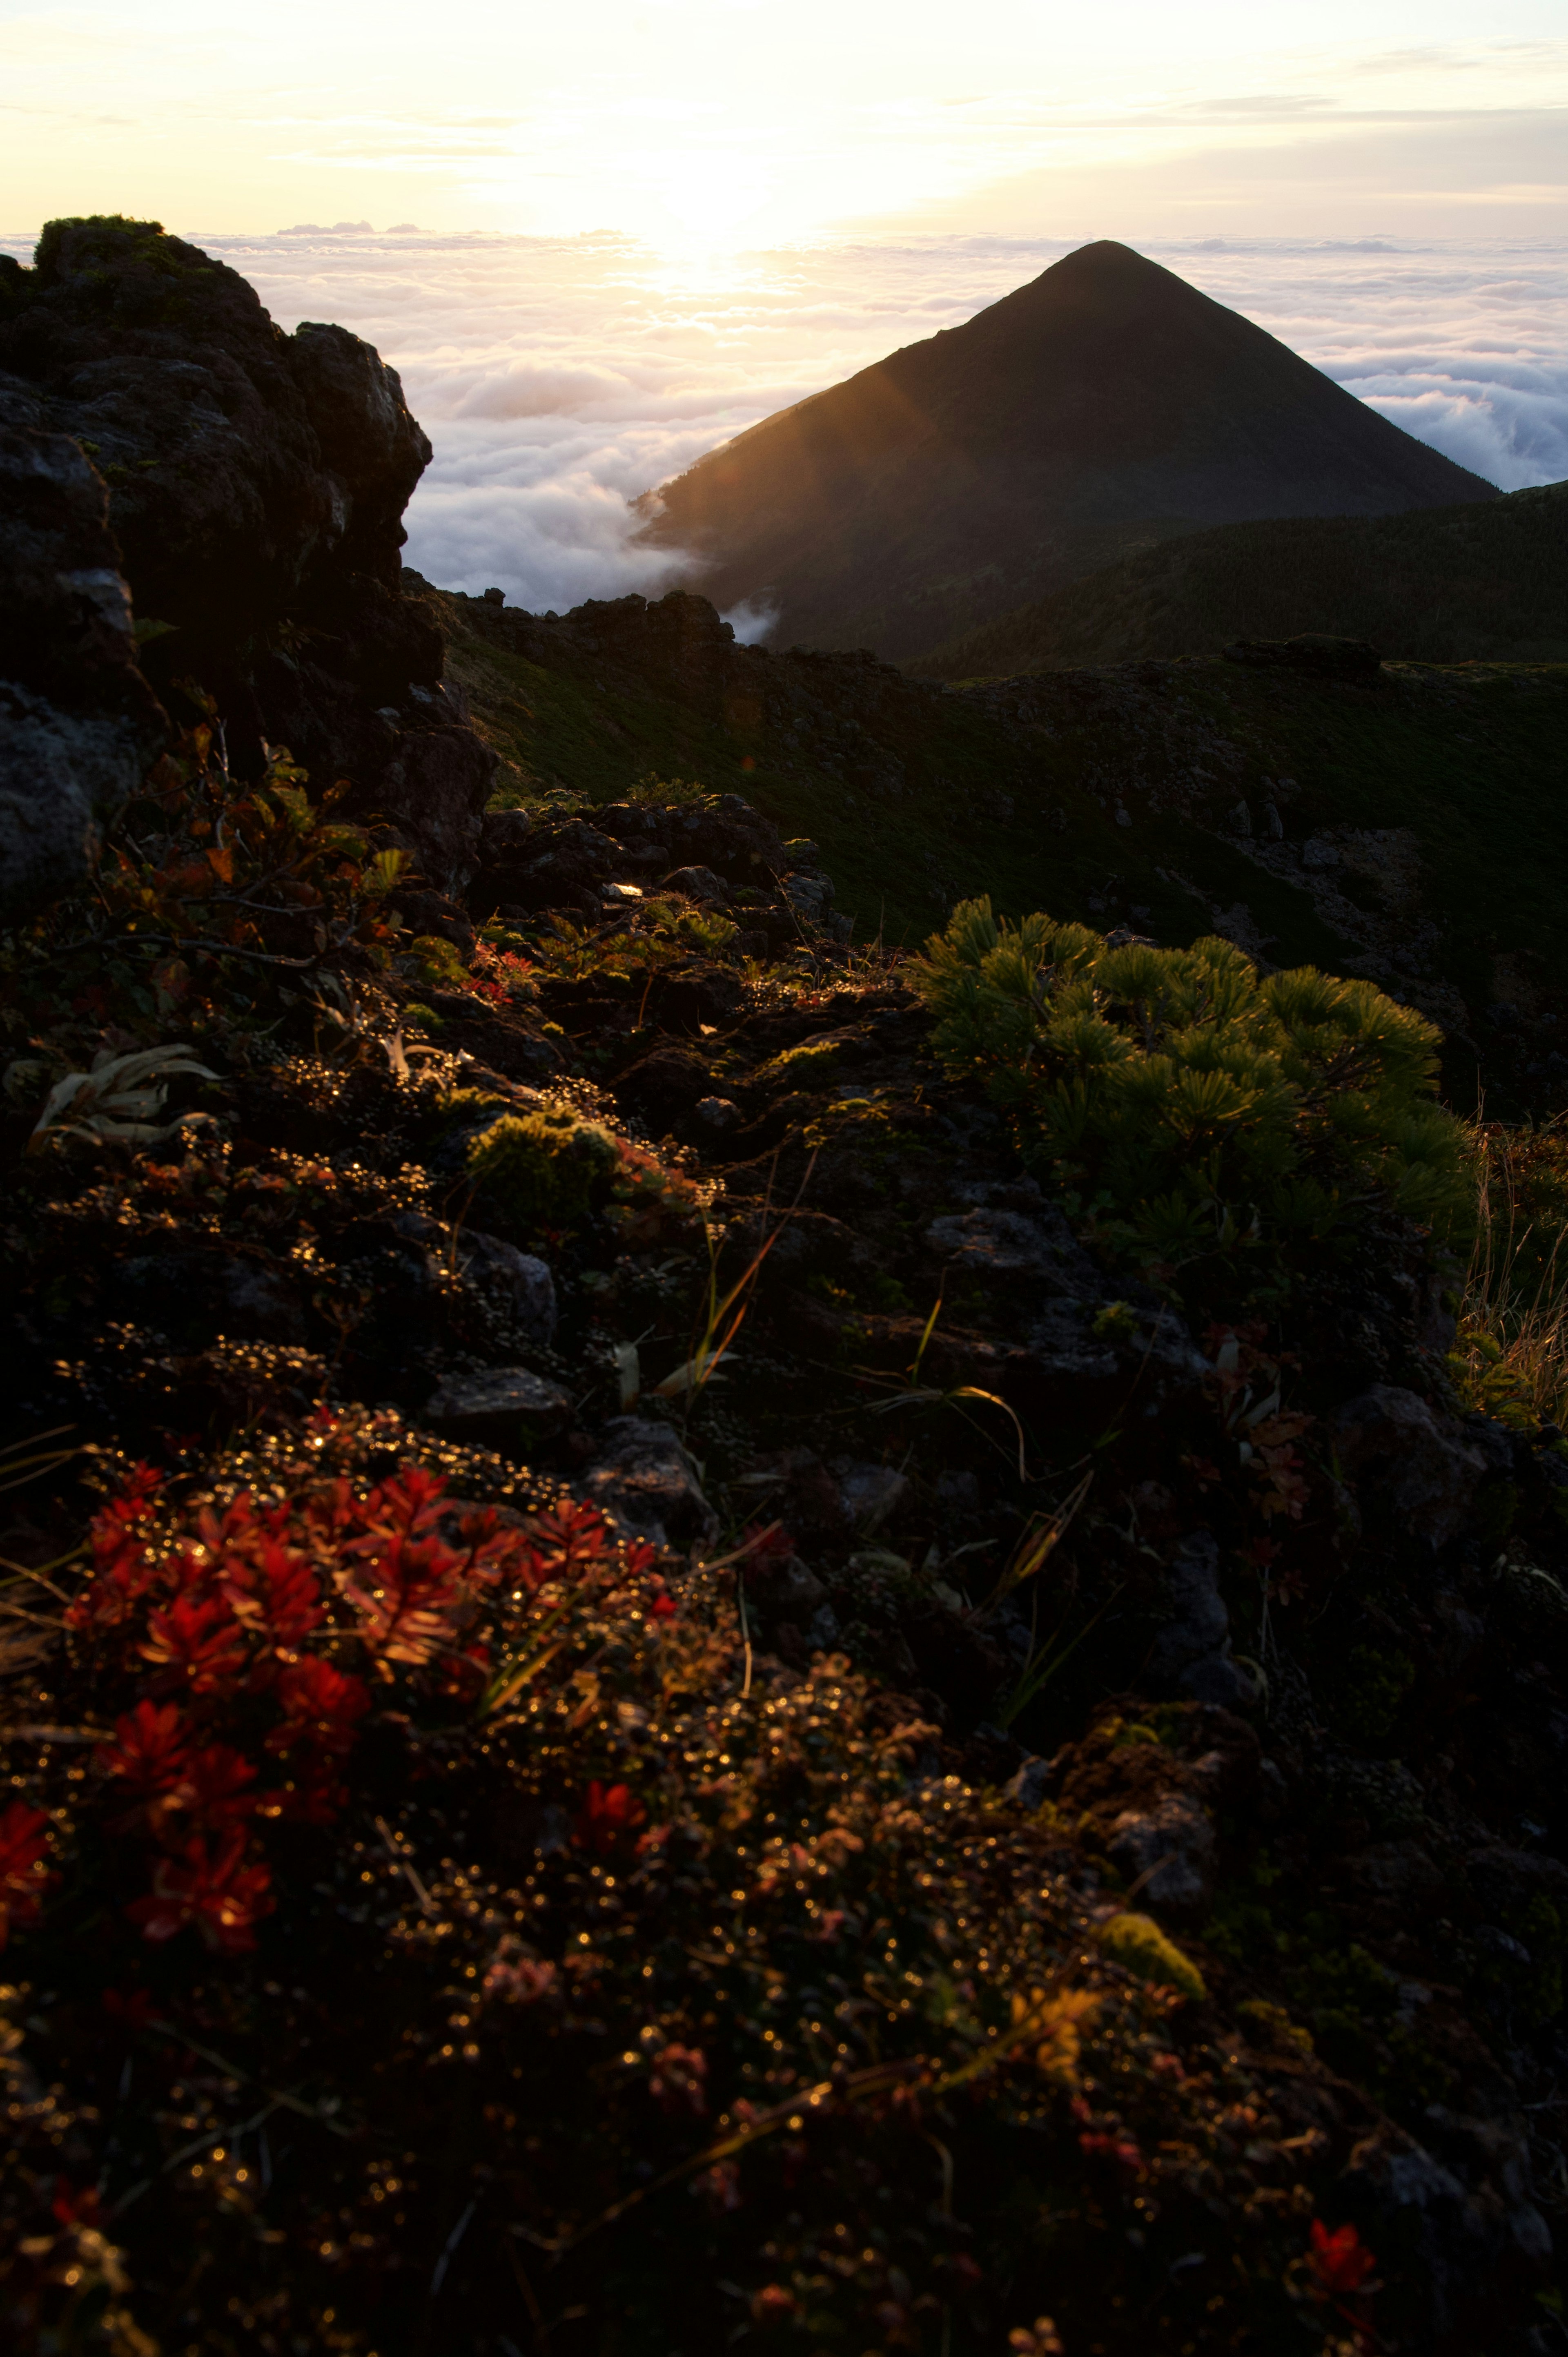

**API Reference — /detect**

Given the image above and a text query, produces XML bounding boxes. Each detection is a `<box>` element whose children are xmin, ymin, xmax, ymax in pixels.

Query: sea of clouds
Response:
<box><xmin>5</xmin><ymin>224</ymin><xmax>1564</xmax><ymax>632</ymax></box>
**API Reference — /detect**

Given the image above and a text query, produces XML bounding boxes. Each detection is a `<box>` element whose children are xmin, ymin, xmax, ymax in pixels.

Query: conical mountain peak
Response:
<box><xmin>640</xmin><ymin>242</ymin><xmax>1496</xmax><ymax>661</ymax></box>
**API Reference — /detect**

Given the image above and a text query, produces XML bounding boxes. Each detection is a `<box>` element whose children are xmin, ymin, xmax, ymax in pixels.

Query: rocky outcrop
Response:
<box><xmin>0</xmin><ymin>215</ymin><xmax>494</xmax><ymax>899</ymax></box>
<box><xmin>0</xmin><ymin>419</ymin><xmax>165</xmax><ymax>919</ymax></box>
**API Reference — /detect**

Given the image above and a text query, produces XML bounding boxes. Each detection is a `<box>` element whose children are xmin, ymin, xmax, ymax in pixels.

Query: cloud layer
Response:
<box><xmin>5</xmin><ymin>226</ymin><xmax>1563</xmax><ymax>619</ymax></box>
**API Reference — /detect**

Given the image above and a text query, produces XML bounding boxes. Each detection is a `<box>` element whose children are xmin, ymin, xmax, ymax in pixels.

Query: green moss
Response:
<box><xmin>753</xmin><ymin>1035</ymin><xmax>846</xmax><ymax>1089</ymax></box>
<box><xmin>1096</xmin><ymin>1911</ymin><xmax>1207</xmax><ymax>2002</ymax></box>
<box><xmin>466</xmin><ymin>1108</ymin><xmax>620</xmax><ymax>1228</ymax></box>
<box><xmin>1236</xmin><ymin>1998</ymin><xmax>1313</xmax><ymax>2056</ymax></box>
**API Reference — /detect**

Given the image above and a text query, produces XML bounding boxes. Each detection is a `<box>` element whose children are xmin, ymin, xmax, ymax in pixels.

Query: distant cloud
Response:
<box><xmin>4</xmin><ymin>224</ymin><xmax>1562</xmax><ymax>612</ymax></box>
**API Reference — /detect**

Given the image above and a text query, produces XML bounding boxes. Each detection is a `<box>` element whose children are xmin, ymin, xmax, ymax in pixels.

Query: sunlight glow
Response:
<box><xmin>0</xmin><ymin>2</ymin><xmax>1564</xmax><ymax>250</ymax></box>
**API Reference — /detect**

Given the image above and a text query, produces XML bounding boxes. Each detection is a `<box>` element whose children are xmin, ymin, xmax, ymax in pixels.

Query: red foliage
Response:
<box><xmin>0</xmin><ymin>1802</ymin><xmax>56</xmax><ymax>1948</ymax></box>
<box><xmin>575</xmin><ymin>1781</ymin><xmax>648</xmax><ymax>1855</ymax></box>
<box><xmin>48</xmin><ymin>1448</ymin><xmax>667</xmax><ymax>1958</ymax></box>
<box><xmin>96</xmin><ymin>1699</ymin><xmax>191</xmax><ymax>1798</ymax></box>
<box><xmin>50</xmin><ymin>2177</ymin><xmax>103</xmax><ymax>2232</ymax></box>
<box><xmin>126</xmin><ymin>1829</ymin><xmax>274</xmax><ymax>1952</ymax></box>
<box><xmin>138</xmin><ymin>1590</ymin><xmax>247</xmax><ymax>1692</ymax></box>
<box><xmin>649</xmin><ymin>2040</ymin><xmax>708</xmax><ymax>2116</ymax></box>
<box><xmin>1308</xmin><ymin>2218</ymin><xmax>1378</xmax><ymax>2300</ymax></box>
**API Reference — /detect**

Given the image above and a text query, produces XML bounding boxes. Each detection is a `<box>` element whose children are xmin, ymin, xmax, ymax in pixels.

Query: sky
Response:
<box><xmin>2</xmin><ymin>1</ymin><xmax>1565</xmax><ymax>620</ymax></box>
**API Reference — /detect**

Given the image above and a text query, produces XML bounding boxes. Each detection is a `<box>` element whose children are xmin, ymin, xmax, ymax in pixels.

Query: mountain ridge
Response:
<box><xmin>638</xmin><ymin>239</ymin><xmax>1499</xmax><ymax>661</ymax></box>
<box><xmin>905</xmin><ymin>477</ymin><xmax>1568</xmax><ymax>680</ymax></box>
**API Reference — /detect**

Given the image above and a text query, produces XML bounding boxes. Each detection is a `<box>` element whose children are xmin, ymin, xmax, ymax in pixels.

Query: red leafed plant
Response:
<box><xmin>58</xmin><ymin>1434</ymin><xmax>665</xmax><ymax>1956</ymax></box>
<box><xmin>0</xmin><ymin>1801</ymin><xmax>57</xmax><ymax>1948</ymax></box>
<box><xmin>1307</xmin><ymin>2217</ymin><xmax>1380</xmax><ymax>2341</ymax></box>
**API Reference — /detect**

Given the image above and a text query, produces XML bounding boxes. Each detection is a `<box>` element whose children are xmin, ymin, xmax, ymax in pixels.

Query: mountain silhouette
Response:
<box><xmin>636</xmin><ymin>239</ymin><xmax>1499</xmax><ymax>661</ymax></box>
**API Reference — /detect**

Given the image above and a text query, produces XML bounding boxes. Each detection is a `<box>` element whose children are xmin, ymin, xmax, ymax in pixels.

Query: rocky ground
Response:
<box><xmin>1</xmin><ymin>217</ymin><xmax>1566</xmax><ymax>2357</ymax></box>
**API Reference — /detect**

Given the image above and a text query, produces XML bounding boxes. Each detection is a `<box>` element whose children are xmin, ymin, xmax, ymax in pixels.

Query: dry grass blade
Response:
<box><xmin>981</xmin><ymin>1471</ymin><xmax>1093</xmax><ymax>1615</ymax></box>
<box><xmin>1454</xmin><ymin>1120</ymin><xmax>1568</xmax><ymax>1431</ymax></box>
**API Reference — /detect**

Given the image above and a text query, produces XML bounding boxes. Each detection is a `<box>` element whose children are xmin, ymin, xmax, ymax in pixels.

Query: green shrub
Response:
<box><xmin>466</xmin><ymin>1106</ymin><xmax>621</xmax><ymax>1227</ymax></box>
<box><xmin>911</xmin><ymin>899</ymin><xmax>1472</xmax><ymax>1284</ymax></box>
<box><xmin>1096</xmin><ymin>1911</ymin><xmax>1207</xmax><ymax>2002</ymax></box>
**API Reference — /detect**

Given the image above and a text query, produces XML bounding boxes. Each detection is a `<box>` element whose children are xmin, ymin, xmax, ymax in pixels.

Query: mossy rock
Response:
<box><xmin>465</xmin><ymin>1107</ymin><xmax>620</xmax><ymax>1228</ymax></box>
<box><xmin>1096</xmin><ymin>1910</ymin><xmax>1207</xmax><ymax>2002</ymax></box>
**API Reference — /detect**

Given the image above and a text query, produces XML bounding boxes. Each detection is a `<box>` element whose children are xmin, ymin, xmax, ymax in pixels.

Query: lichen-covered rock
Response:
<box><xmin>0</xmin><ymin>420</ymin><xmax>165</xmax><ymax>918</ymax></box>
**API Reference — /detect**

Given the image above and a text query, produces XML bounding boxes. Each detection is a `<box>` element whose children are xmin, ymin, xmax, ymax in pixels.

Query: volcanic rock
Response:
<box><xmin>0</xmin><ymin>422</ymin><xmax>165</xmax><ymax>919</ymax></box>
<box><xmin>0</xmin><ymin>216</ymin><xmax>494</xmax><ymax>892</ymax></box>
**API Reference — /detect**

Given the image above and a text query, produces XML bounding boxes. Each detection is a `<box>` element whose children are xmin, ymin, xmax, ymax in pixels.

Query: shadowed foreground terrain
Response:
<box><xmin>2</xmin><ymin>219</ymin><xmax>1568</xmax><ymax>2357</ymax></box>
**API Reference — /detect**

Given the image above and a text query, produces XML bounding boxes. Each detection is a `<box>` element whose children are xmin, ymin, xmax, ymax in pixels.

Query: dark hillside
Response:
<box><xmin>637</xmin><ymin>240</ymin><xmax>1497</xmax><ymax>659</ymax></box>
<box><xmin>427</xmin><ymin>579</ymin><xmax>1568</xmax><ymax>1114</ymax></box>
<box><xmin>909</xmin><ymin>480</ymin><xmax>1568</xmax><ymax>679</ymax></box>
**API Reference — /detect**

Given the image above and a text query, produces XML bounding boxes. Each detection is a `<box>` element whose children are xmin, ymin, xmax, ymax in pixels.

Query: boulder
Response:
<box><xmin>423</xmin><ymin>1366</ymin><xmax>570</xmax><ymax>1445</ymax></box>
<box><xmin>1334</xmin><ymin>1384</ymin><xmax>1491</xmax><ymax>1545</ymax></box>
<box><xmin>455</xmin><ymin>1233</ymin><xmax>557</xmax><ymax>1344</ymax></box>
<box><xmin>581</xmin><ymin>1415</ymin><xmax>719</xmax><ymax>1549</ymax></box>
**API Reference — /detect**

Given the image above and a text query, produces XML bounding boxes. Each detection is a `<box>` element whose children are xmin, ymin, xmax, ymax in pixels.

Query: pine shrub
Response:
<box><xmin>911</xmin><ymin>899</ymin><xmax>1472</xmax><ymax>1284</ymax></box>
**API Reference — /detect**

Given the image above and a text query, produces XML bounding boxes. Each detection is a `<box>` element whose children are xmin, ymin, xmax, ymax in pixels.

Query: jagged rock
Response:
<box><xmin>0</xmin><ymin>218</ymin><xmax>494</xmax><ymax>891</ymax></box>
<box><xmin>423</xmin><ymin>1366</ymin><xmax>570</xmax><ymax>1444</ymax></box>
<box><xmin>1145</xmin><ymin>1529</ymin><xmax>1253</xmax><ymax>1710</ymax></box>
<box><xmin>926</xmin><ymin>1206</ymin><xmax>1096</xmax><ymax>1292</ymax></box>
<box><xmin>455</xmin><ymin>1233</ymin><xmax>557</xmax><ymax>1344</ymax></box>
<box><xmin>0</xmin><ymin>421</ymin><xmax>165</xmax><ymax>919</ymax></box>
<box><xmin>837</xmin><ymin>1464</ymin><xmax>907</xmax><ymax>1534</ymax></box>
<box><xmin>581</xmin><ymin>1415</ymin><xmax>719</xmax><ymax>1548</ymax></box>
<box><xmin>1334</xmin><ymin>1383</ymin><xmax>1491</xmax><ymax>1545</ymax></box>
<box><xmin>1105</xmin><ymin>1788</ymin><xmax>1216</xmax><ymax>1913</ymax></box>
<box><xmin>662</xmin><ymin>863</ymin><xmax>726</xmax><ymax>901</ymax></box>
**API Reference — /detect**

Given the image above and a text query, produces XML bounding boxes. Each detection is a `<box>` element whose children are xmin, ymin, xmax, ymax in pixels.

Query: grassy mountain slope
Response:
<box><xmin>636</xmin><ymin>240</ymin><xmax>1496</xmax><ymax>660</ymax></box>
<box><xmin>428</xmin><ymin>576</ymin><xmax>1568</xmax><ymax>1108</ymax></box>
<box><xmin>908</xmin><ymin>480</ymin><xmax>1568</xmax><ymax>680</ymax></box>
